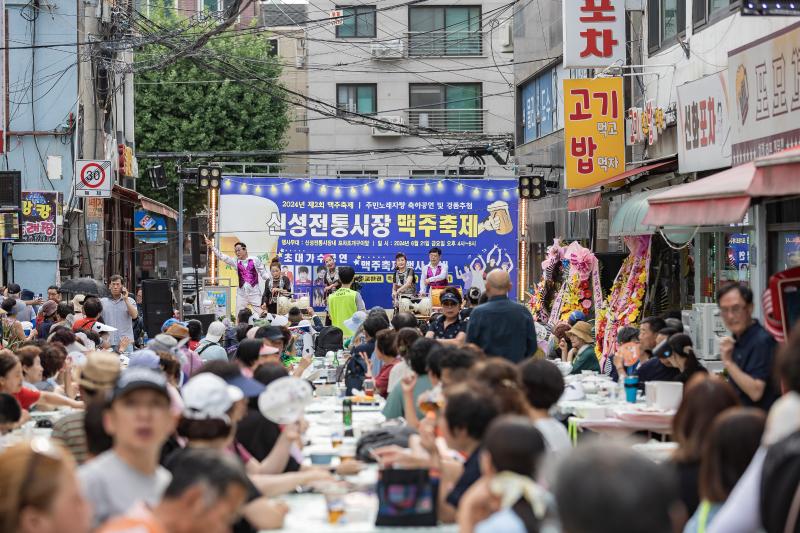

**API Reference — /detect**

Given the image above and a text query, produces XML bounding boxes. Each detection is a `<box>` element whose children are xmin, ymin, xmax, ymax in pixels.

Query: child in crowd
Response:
<box><xmin>457</xmin><ymin>416</ymin><xmax>552</xmax><ymax>533</ymax></box>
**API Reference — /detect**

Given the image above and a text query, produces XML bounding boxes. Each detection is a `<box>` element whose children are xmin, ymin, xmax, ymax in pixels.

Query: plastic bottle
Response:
<box><xmin>342</xmin><ymin>398</ymin><xmax>353</xmax><ymax>428</ymax></box>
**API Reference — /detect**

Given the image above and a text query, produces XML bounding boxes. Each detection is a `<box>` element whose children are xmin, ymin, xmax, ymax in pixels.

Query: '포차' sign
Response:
<box><xmin>563</xmin><ymin>0</ymin><xmax>626</xmax><ymax>68</ymax></box>
<box><xmin>563</xmin><ymin>77</ymin><xmax>625</xmax><ymax>189</ymax></box>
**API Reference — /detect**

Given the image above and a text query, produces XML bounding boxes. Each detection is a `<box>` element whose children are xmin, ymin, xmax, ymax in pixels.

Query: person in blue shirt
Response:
<box><xmin>466</xmin><ymin>270</ymin><xmax>536</xmax><ymax>363</ymax></box>
<box><xmin>717</xmin><ymin>283</ymin><xmax>780</xmax><ymax>410</ymax></box>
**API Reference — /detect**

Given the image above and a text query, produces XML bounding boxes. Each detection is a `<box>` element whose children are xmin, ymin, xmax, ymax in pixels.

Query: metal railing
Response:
<box><xmin>406</xmin><ymin>108</ymin><xmax>486</xmax><ymax>133</ymax></box>
<box><xmin>406</xmin><ymin>30</ymin><xmax>484</xmax><ymax>56</ymax></box>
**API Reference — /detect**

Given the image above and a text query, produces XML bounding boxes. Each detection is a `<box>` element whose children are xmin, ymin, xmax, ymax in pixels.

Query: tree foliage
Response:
<box><xmin>135</xmin><ymin>20</ymin><xmax>288</xmax><ymax>216</ymax></box>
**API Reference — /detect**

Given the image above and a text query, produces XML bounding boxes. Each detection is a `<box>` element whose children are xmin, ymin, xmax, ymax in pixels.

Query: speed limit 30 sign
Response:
<box><xmin>75</xmin><ymin>160</ymin><xmax>112</xmax><ymax>197</ymax></box>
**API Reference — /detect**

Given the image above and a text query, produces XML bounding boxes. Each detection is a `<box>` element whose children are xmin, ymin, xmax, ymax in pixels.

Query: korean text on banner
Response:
<box><xmin>563</xmin><ymin>0</ymin><xmax>625</xmax><ymax>68</ymax></box>
<box><xmin>729</xmin><ymin>21</ymin><xmax>800</xmax><ymax>165</ymax></box>
<box><xmin>218</xmin><ymin>178</ymin><xmax>519</xmax><ymax>310</ymax></box>
<box><xmin>676</xmin><ymin>71</ymin><xmax>731</xmax><ymax>173</ymax></box>
<box><xmin>564</xmin><ymin>77</ymin><xmax>625</xmax><ymax>190</ymax></box>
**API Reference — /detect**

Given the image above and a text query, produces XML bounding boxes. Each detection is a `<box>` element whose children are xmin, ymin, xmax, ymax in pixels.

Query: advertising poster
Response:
<box><xmin>20</xmin><ymin>191</ymin><xmax>60</xmax><ymax>244</ymax></box>
<box><xmin>218</xmin><ymin>177</ymin><xmax>519</xmax><ymax>310</ymax></box>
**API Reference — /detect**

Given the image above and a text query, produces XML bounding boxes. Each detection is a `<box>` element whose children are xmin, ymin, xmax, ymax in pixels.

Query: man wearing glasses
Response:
<box><xmin>718</xmin><ymin>283</ymin><xmax>780</xmax><ymax>410</ymax></box>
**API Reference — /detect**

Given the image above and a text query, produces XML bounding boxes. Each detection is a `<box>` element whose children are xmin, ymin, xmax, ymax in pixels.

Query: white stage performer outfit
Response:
<box><xmin>212</xmin><ymin>246</ymin><xmax>269</xmax><ymax>311</ymax></box>
<box><xmin>420</xmin><ymin>261</ymin><xmax>449</xmax><ymax>294</ymax></box>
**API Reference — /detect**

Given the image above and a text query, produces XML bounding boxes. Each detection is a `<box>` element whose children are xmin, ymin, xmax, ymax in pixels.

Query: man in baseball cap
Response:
<box><xmin>52</xmin><ymin>351</ymin><xmax>122</xmax><ymax>465</ymax></box>
<box><xmin>78</xmin><ymin>367</ymin><xmax>175</xmax><ymax>527</ymax></box>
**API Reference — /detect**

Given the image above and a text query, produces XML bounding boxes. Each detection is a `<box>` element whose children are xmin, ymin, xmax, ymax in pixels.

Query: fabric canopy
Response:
<box><xmin>644</xmin><ymin>145</ymin><xmax>800</xmax><ymax>226</ymax></box>
<box><xmin>610</xmin><ymin>190</ymin><xmax>661</xmax><ymax>236</ymax></box>
<box><xmin>568</xmin><ymin>191</ymin><xmax>602</xmax><ymax>212</ymax></box>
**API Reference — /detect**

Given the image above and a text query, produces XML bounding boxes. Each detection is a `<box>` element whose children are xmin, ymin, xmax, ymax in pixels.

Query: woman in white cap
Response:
<box><xmin>179</xmin><ymin>375</ymin><xmax>329</xmax><ymax>476</ymax></box>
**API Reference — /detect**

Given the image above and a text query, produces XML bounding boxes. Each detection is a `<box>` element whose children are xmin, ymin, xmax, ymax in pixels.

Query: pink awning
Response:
<box><xmin>644</xmin><ymin>145</ymin><xmax>800</xmax><ymax>226</ymax></box>
<box><xmin>568</xmin><ymin>191</ymin><xmax>602</xmax><ymax>212</ymax></box>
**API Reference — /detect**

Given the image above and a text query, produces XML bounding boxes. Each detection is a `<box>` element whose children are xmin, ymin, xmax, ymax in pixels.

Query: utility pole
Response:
<box><xmin>177</xmin><ymin>180</ymin><xmax>185</xmax><ymax>320</ymax></box>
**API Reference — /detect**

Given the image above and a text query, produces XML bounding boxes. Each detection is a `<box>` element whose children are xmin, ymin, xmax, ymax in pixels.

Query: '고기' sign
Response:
<box><xmin>563</xmin><ymin>0</ymin><xmax>626</xmax><ymax>68</ymax></box>
<box><xmin>564</xmin><ymin>77</ymin><xmax>625</xmax><ymax>190</ymax></box>
<box><xmin>75</xmin><ymin>160</ymin><xmax>112</xmax><ymax>197</ymax></box>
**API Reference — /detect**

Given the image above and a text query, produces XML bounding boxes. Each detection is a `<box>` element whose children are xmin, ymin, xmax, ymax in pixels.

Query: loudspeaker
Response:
<box><xmin>0</xmin><ymin>171</ymin><xmax>22</xmax><ymax>210</ymax></box>
<box><xmin>142</xmin><ymin>279</ymin><xmax>173</xmax><ymax>338</ymax></box>
<box><xmin>184</xmin><ymin>313</ymin><xmax>215</xmax><ymax>334</ymax></box>
<box><xmin>545</xmin><ymin>221</ymin><xmax>555</xmax><ymax>245</ymax></box>
<box><xmin>190</xmin><ymin>217</ymin><xmax>201</xmax><ymax>269</ymax></box>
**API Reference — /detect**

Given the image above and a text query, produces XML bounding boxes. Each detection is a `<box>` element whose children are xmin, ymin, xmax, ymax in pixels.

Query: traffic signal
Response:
<box><xmin>518</xmin><ymin>174</ymin><xmax>546</xmax><ymax>199</ymax></box>
<box><xmin>117</xmin><ymin>144</ymin><xmax>128</xmax><ymax>177</ymax></box>
<box><xmin>148</xmin><ymin>165</ymin><xmax>168</xmax><ymax>190</ymax></box>
<box><xmin>197</xmin><ymin>165</ymin><xmax>222</xmax><ymax>189</ymax></box>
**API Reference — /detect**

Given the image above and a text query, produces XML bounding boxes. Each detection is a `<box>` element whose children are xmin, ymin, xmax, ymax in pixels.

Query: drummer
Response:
<box><xmin>419</xmin><ymin>247</ymin><xmax>448</xmax><ymax>295</ymax></box>
<box><xmin>261</xmin><ymin>260</ymin><xmax>292</xmax><ymax>315</ymax></box>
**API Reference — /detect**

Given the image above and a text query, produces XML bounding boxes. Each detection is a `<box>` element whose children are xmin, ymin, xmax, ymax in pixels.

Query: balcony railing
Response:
<box><xmin>406</xmin><ymin>30</ymin><xmax>484</xmax><ymax>56</ymax></box>
<box><xmin>406</xmin><ymin>108</ymin><xmax>485</xmax><ymax>133</ymax></box>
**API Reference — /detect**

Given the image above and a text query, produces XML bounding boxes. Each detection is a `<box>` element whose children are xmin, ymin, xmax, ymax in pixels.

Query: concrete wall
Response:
<box><xmin>270</xmin><ymin>28</ymin><xmax>309</xmax><ymax>170</ymax></box>
<box><xmin>6</xmin><ymin>0</ymin><xmax>79</xmax><ymax>294</ymax></box>
<box><xmin>305</xmin><ymin>0</ymin><xmax>515</xmax><ymax>176</ymax></box>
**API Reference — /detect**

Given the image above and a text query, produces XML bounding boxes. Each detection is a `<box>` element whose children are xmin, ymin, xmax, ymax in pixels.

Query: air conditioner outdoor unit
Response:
<box><xmin>371</xmin><ymin>115</ymin><xmax>405</xmax><ymax>136</ymax></box>
<box><xmin>370</xmin><ymin>39</ymin><xmax>405</xmax><ymax>59</ymax></box>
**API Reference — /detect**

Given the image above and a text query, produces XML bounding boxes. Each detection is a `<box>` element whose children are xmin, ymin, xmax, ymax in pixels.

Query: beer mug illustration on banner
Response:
<box><xmin>487</xmin><ymin>200</ymin><xmax>513</xmax><ymax>235</ymax></box>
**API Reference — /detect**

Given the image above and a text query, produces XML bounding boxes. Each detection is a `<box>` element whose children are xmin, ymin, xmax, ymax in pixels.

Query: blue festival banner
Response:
<box><xmin>218</xmin><ymin>177</ymin><xmax>519</xmax><ymax>310</ymax></box>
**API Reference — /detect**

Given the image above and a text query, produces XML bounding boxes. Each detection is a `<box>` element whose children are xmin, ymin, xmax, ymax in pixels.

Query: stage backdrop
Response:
<box><xmin>218</xmin><ymin>177</ymin><xmax>519</xmax><ymax>311</ymax></box>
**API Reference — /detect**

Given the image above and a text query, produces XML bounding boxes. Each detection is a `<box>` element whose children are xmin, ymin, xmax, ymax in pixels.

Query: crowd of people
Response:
<box><xmin>0</xmin><ymin>268</ymin><xmax>798</xmax><ymax>533</ymax></box>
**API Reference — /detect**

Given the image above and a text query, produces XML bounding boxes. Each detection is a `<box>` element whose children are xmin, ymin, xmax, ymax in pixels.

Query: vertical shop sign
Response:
<box><xmin>563</xmin><ymin>0</ymin><xmax>626</xmax><ymax>68</ymax></box>
<box><xmin>564</xmin><ymin>77</ymin><xmax>626</xmax><ymax>189</ymax></box>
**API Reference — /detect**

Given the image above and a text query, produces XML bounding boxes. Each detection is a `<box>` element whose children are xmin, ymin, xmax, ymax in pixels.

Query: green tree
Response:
<box><xmin>135</xmin><ymin>20</ymin><xmax>288</xmax><ymax>216</ymax></box>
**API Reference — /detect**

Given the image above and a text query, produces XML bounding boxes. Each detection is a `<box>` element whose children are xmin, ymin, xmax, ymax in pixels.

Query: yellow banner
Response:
<box><xmin>564</xmin><ymin>77</ymin><xmax>625</xmax><ymax>190</ymax></box>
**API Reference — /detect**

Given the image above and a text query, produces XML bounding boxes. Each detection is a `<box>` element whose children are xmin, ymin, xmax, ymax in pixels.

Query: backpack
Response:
<box><xmin>344</xmin><ymin>353</ymin><xmax>368</xmax><ymax>395</ymax></box>
<box><xmin>314</xmin><ymin>326</ymin><xmax>344</xmax><ymax>358</ymax></box>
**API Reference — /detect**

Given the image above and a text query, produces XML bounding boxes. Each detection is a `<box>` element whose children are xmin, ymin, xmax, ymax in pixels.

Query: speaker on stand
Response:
<box><xmin>142</xmin><ymin>279</ymin><xmax>173</xmax><ymax>339</ymax></box>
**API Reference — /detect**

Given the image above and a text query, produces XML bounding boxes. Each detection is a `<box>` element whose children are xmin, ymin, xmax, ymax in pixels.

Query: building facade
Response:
<box><xmin>303</xmin><ymin>0</ymin><xmax>515</xmax><ymax>177</ymax></box>
<box><xmin>261</xmin><ymin>3</ymin><xmax>310</xmax><ymax>172</ymax></box>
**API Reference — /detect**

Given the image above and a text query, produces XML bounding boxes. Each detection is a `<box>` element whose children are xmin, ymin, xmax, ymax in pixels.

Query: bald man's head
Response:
<box><xmin>485</xmin><ymin>269</ymin><xmax>511</xmax><ymax>296</ymax></box>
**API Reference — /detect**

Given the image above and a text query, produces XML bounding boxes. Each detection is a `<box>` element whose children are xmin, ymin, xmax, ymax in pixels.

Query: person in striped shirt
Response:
<box><xmin>51</xmin><ymin>351</ymin><xmax>120</xmax><ymax>464</ymax></box>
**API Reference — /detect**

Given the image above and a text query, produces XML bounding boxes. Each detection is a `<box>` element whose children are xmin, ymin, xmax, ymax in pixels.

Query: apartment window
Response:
<box><xmin>336</xmin><ymin>6</ymin><xmax>376</xmax><ymax>38</ymax></box>
<box><xmin>693</xmin><ymin>0</ymin><xmax>738</xmax><ymax>30</ymax></box>
<box><xmin>647</xmin><ymin>0</ymin><xmax>685</xmax><ymax>53</ymax></box>
<box><xmin>519</xmin><ymin>67</ymin><xmax>556</xmax><ymax>144</ymax></box>
<box><xmin>408</xmin><ymin>6</ymin><xmax>482</xmax><ymax>56</ymax></box>
<box><xmin>336</xmin><ymin>84</ymin><xmax>377</xmax><ymax>115</ymax></box>
<box><xmin>409</xmin><ymin>84</ymin><xmax>482</xmax><ymax>132</ymax></box>
<box><xmin>268</xmin><ymin>39</ymin><xmax>279</xmax><ymax>56</ymax></box>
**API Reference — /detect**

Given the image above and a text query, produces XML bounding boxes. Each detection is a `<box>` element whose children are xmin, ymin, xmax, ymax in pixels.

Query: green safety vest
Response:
<box><xmin>328</xmin><ymin>288</ymin><xmax>358</xmax><ymax>336</ymax></box>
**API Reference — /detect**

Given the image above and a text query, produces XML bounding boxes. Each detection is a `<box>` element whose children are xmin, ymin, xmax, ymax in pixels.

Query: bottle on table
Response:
<box><xmin>342</xmin><ymin>398</ymin><xmax>353</xmax><ymax>428</ymax></box>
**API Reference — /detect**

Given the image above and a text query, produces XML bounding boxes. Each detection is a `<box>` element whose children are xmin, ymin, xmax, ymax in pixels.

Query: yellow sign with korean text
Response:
<box><xmin>564</xmin><ymin>77</ymin><xmax>625</xmax><ymax>190</ymax></box>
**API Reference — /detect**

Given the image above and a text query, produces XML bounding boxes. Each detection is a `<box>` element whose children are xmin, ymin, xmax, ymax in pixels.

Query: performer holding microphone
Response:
<box><xmin>205</xmin><ymin>235</ymin><xmax>269</xmax><ymax>312</ymax></box>
<box><xmin>419</xmin><ymin>247</ymin><xmax>448</xmax><ymax>295</ymax></box>
<box><xmin>261</xmin><ymin>260</ymin><xmax>292</xmax><ymax>314</ymax></box>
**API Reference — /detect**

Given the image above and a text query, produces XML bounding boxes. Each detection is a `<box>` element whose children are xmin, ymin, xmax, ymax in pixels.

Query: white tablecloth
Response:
<box><xmin>274</xmin><ymin>493</ymin><xmax>457</xmax><ymax>533</ymax></box>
